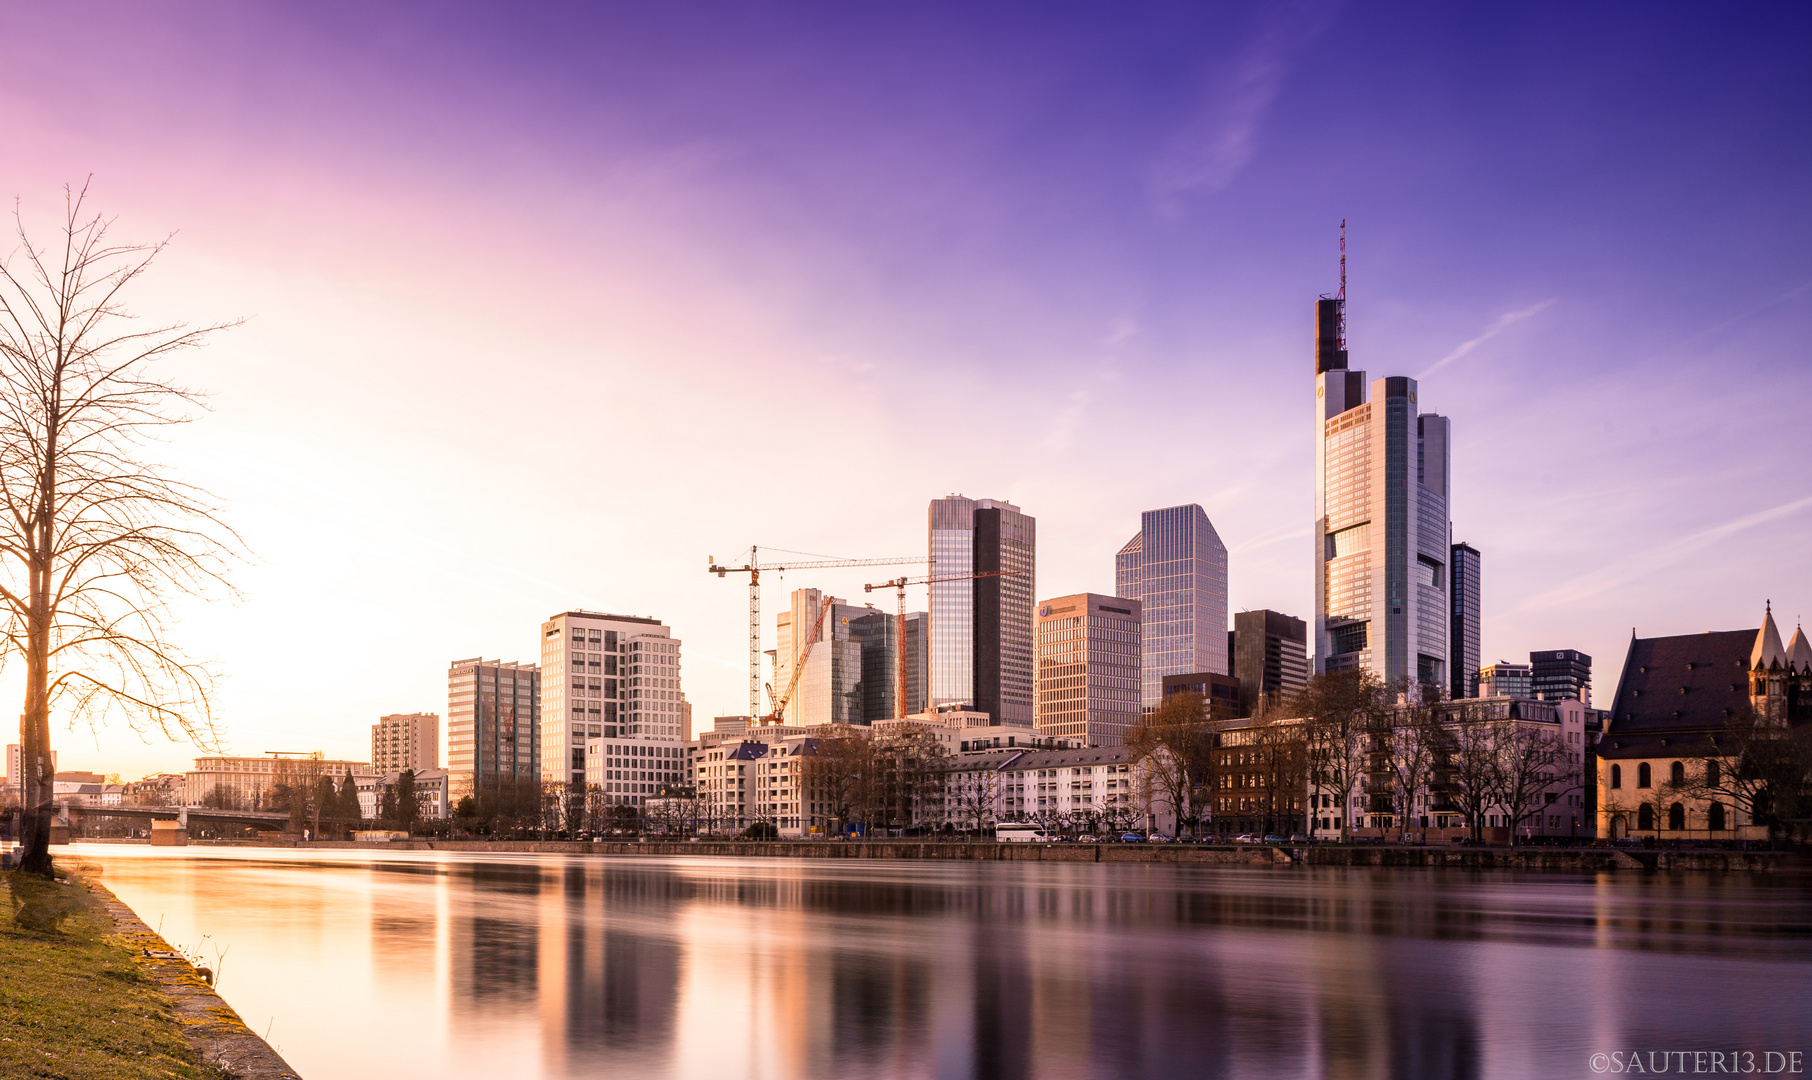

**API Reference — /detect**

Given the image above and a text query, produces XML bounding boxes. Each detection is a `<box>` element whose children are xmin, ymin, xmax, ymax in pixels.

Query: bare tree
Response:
<box><xmin>1441</xmin><ymin>703</ymin><xmax>1500</xmax><ymax>841</ymax></box>
<box><xmin>0</xmin><ymin>185</ymin><xmax>239</xmax><ymax>876</ymax></box>
<box><xmin>1383</xmin><ymin>682</ymin><xmax>1445</xmax><ymax>842</ymax></box>
<box><xmin>1125</xmin><ymin>691</ymin><xmax>1216</xmax><ymax>836</ymax></box>
<box><xmin>1296</xmin><ymin>670</ymin><xmax>1390</xmax><ymax>841</ymax></box>
<box><xmin>1671</xmin><ymin>713</ymin><xmax>1812</xmax><ymax>841</ymax></box>
<box><xmin>798</xmin><ymin>725</ymin><xmax>874</xmax><ymax>836</ymax></box>
<box><xmin>1491</xmin><ymin>717</ymin><xmax>1576</xmax><ymax>843</ymax></box>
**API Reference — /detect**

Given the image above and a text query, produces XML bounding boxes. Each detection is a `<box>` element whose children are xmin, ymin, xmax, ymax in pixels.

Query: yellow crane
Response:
<box><xmin>709</xmin><ymin>547</ymin><xmax>924</xmax><ymax>721</ymax></box>
<box><xmin>864</xmin><ymin>570</ymin><xmax>1020</xmax><ymax>720</ymax></box>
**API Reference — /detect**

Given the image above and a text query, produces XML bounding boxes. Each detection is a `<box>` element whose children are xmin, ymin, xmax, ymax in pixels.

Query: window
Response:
<box><xmin>1610</xmin><ymin>764</ymin><xmax>1622</xmax><ymax>789</ymax></box>
<box><xmin>1638</xmin><ymin>804</ymin><xmax>1654</xmax><ymax>830</ymax></box>
<box><xmin>1637</xmin><ymin>762</ymin><xmax>1651</xmax><ymax>789</ymax></box>
<box><xmin>1667</xmin><ymin>803</ymin><xmax>1685</xmax><ymax>831</ymax></box>
<box><xmin>1670</xmin><ymin>761</ymin><xmax>1685</xmax><ymax>787</ymax></box>
<box><xmin>1706</xmin><ymin>760</ymin><xmax>1720</xmax><ymax>788</ymax></box>
<box><xmin>1708</xmin><ymin>802</ymin><xmax>1726</xmax><ymax>831</ymax></box>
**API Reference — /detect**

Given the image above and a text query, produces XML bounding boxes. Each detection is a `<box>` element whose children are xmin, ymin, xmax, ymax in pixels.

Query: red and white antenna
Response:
<box><xmin>1337</xmin><ymin>219</ymin><xmax>1347</xmax><ymax>351</ymax></box>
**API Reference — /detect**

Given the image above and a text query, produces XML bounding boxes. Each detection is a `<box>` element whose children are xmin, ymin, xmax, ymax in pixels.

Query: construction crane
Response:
<box><xmin>709</xmin><ymin>547</ymin><xmax>925</xmax><ymax>722</ymax></box>
<box><xmin>760</xmin><ymin>590</ymin><xmax>839</xmax><ymax>726</ymax></box>
<box><xmin>864</xmin><ymin>570</ymin><xmax>1021</xmax><ymax>720</ymax></box>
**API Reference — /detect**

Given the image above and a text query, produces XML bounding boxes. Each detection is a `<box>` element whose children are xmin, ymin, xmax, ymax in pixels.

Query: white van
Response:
<box><xmin>995</xmin><ymin>823</ymin><xmax>1050</xmax><ymax>843</ymax></box>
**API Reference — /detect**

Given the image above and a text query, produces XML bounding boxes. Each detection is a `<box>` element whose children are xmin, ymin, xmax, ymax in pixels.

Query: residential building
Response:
<box><xmin>941</xmin><ymin>746</ymin><xmax>1161</xmax><ymax>834</ymax></box>
<box><xmin>1531</xmin><ymin>649</ymin><xmax>1592</xmax><ymax>705</ymax></box>
<box><xmin>1450</xmin><ymin>542</ymin><xmax>1482</xmax><ymax>699</ymax></box>
<box><xmin>583</xmin><ymin>735</ymin><xmax>686</xmax><ymax>808</ymax></box>
<box><xmin>371</xmin><ymin>713</ymin><xmax>439</xmax><ymax>774</ymax></box>
<box><xmin>1116</xmin><ymin>504</ymin><xmax>1230</xmax><ymax>705</ymax></box>
<box><xmin>538</xmin><ymin>611</ymin><xmax>685</xmax><ymax>790</ymax></box>
<box><xmin>184</xmin><ymin>753</ymin><xmax>372</xmax><ymax>809</ymax></box>
<box><xmin>357</xmin><ymin>768</ymin><xmax>451</xmax><ymax>821</ymax></box>
<box><xmin>1227</xmin><ymin>610</ymin><xmax>1309</xmax><ymax>716</ymax></box>
<box><xmin>1596</xmin><ymin>604</ymin><xmax>1812</xmax><ymax>842</ymax></box>
<box><xmin>446</xmin><ymin>657</ymin><xmax>540</xmax><ymax>802</ymax></box>
<box><xmin>772</xmin><ymin>589</ymin><xmax>869</xmax><ymax>725</ymax></box>
<box><xmin>927</xmin><ymin>495</ymin><xmax>1036</xmax><ymax>725</ymax></box>
<box><xmin>1160</xmin><ymin>672</ymin><xmax>1243</xmax><ymax>721</ymax></box>
<box><xmin>852</xmin><ymin>608</ymin><xmax>929</xmax><ymax>721</ymax></box>
<box><xmin>1034</xmin><ymin>592</ymin><xmax>1142</xmax><ymax>747</ymax></box>
<box><xmin>5</xmin><ymin>744</ymin><xmax>57</xmax><ymax>798</ymax></box>
<box><xmin>1313</xmin><ymin>287</ymin><xmax>1455</xmax><ymax>686</ymax></box>
<box><xmin>1477</xmin><ymin>661</ymin><xmax>1533</xmax><ymax>699</ymax></box>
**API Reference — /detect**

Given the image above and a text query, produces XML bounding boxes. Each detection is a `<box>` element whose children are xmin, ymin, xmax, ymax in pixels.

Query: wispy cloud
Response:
<box><xmin>1416</xmin><ymin>299</ymin><xmax>1557</xmax><ymax>379</ymax></box>
<box><xmin>1514</xmin><ymin>493</ymin><xmax>1812</xmax><ymax>613</ymax></box>
<box><xmin>1148</xmin><ymin>2</ymin><xmax>1339</xmax><ymax>209</ymax></box>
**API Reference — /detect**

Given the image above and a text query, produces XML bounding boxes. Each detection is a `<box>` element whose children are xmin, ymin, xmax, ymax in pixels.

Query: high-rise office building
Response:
<box><xmin>927</xmin><ymin>495</ymin><xmax>1036</xmax><ymax>725</ymax></box>
<box><xmin>773</xmin><ymin>589</ymin><xmax>868</xmax><ymax>725</ymax></box>
<box><xmin>1450</xmin><ymin>542</ymin><xmax>1482</xmax><ymax>699</ymax></box>
<box><xmin>1115</xmin><ymin>504</ymin><xmax>1230</xmax><ymax>707</ymax></box>
<box><xmin>852</xmin><ymin>608</ymin><xmax>929</xmax><ymax>721</ymax></box>
<box><xmin>1477</xmin><ymin>661</ymin><xmax>1533</xmax><ymax>699</ymax></box>
<box><xmin>1228</xmin><ymin>610</ymin><xmax>1309</xmax><ymax>716</ymax></box>
<box><xmin>1035</xmin><ymin>593</ymin><xmax>1142</xmax><ymax>747</ymax></box>
<box><xmin>539</xmin><ymin>611</ymin><xmax>685</xmax><ymax>788</ymax></box>
<box><xmin>371</xmin><ymin>712</ymin><xmax>439</xmax><ymax>774</ymax></box>
<box><xmin>1530</xmin><ymin>649</ymin><xmax>1592</xmax><ymax>705</ymax></box>
<box><xmin>1313</xmin><ymin>286</ymin><xmax>1454</xmax><ymax>686</ymax></box>
<box><xmin>446</xmin><ymin>659</ymin><xmax>540</xmax><ymax>802</ymax></box>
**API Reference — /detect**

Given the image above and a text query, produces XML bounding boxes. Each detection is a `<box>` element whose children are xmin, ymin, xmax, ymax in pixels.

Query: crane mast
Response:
<box><xmin>864</xmin><ymin>570</ymin><xmax>1020</xmax><ymax>720</ymax></box>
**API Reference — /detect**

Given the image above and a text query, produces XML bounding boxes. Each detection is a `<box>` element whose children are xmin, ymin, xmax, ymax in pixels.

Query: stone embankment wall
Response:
<box><xmin>288</xmin><ymin>838</ymin><xmax>1792</xmax><ymax>871</ymax></box>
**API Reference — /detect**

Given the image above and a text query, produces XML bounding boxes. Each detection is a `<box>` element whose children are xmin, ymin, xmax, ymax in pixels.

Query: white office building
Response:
<box><xmin>540</xmin><ymin>610</ymin><xmax>687</xmax><ymax>793</ymax></box>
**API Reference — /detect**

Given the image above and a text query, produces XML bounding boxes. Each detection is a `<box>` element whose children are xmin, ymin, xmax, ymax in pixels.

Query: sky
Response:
<box><xmin>1</xmin><ymin>2</ymin><xmax>1807</xmax><ymax>778</ymax></box>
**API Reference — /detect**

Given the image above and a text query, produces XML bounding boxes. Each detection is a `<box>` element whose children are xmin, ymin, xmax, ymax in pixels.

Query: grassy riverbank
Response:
<box><xmin>0</xmin><ymin>868</ymin><xmax>228</xmax><ymax>1080</ymax></box>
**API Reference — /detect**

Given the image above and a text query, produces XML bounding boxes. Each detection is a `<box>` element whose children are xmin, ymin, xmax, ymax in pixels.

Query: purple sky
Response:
<box><xmin>4</xmin><ymin>3</ymin><xmax>1808</xmax><ymax>775</ymax></box>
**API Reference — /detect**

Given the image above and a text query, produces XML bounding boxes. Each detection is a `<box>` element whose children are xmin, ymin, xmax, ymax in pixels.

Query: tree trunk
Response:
<box><xmin>18</xmin><ymin>443</ymin><xmax>56</xmax><ymax>878</ymax></box>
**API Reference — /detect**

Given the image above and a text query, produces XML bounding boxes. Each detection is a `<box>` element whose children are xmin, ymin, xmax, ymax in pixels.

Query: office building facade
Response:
<box><xmin>927</xmin><ymin>495</ymin><xmax>1036</xmax><ymax>725</ymax></box>
<box><xmin>1450</xmin><ymin>542</ymin><xmax>1482</xmax><ymax>699</ymax></box>
<box><xmin>447</xmin><ymin>658</ymin><xmax>540</xmax><ymax>802</ymax></box>
<box><xmin>1160</xmin><ymin>671</ymin><xmax>1243</xmax><ymax>720</ymax></box>
<box><xmin>1228</xmin><ymin>609</ymin><xmax>1309</xmax><ymax>716</ymax></box>
<box><xmin>1035</xmin><ymin>592</ymin><xmax>1142</xmax><ymax>747</ymax></box>
<box><xmin>852</xmin><ymin>608</ymin><xmax>929</xmax><ymax>721</ymax></box>
<box><xmin>773</xmin><ymin>589</ymin><xmax>869</xmax><ymax>726</ymax></box>
<box><xmin>539</xmin><ymin>611</ymin><xmax>684</xmax><ymax>789</ymax></box>
<box><xmin>1313</xmin><ymin>292</ymin><xmax>1454</xmax><ymax>686</ymax></box>
<box><xmin>1531</xmin><ymin>649</ymin><xmax>1592</xmax><ymax>705</ymax></box>
<box><xmin>1115</xmin><ymin>504</ymin><xmax>1230</xmax><ymax>707</ymax></box>
<box><xmin>1477</xmin><ymin>661</ymin><xmax>1533</xmax><ymax>699</ymax></box>
<box><xmin>371</xmin><ymin>713</ymin><xmax>439</xmax><ymax>775</ymax></box>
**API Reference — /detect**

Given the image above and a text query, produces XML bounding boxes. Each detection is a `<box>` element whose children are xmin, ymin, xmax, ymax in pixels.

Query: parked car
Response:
<box><xmin>1149</xmin><ymin>834</ymin><xmax>1173</xmax><ymax>843</ymax></box>
<box><xmin>1120</xmin><ymin>833</ymin><xmax>1147</xmax><ymax>843</ymax></box>
<box><xmin>1234</xmin><ymin>834</ymin><xmax>1259</xmax><ymax>843</ymax></box>
<box><xmin>1078</xmin><ymin>835</ymin><xmax>1100</xmax><ymax>843</ymax></box>
<box><xmin>1288</xmin><ymin>834</ymin><xmax>1311</xmax><ymax>844</ymax></box>
<box><xmin>1263</xmin><ymin>835</ymin><xmax>1286</xmax><ymax>844</ymax></box>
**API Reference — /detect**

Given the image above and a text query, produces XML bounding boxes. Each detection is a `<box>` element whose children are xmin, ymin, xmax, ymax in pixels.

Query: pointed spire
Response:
<box><xmin>1787</xmin><ymin>622</ymin><xmax>1812</xmax><ymax>673</ymax></box>
<box><xmin>1751</xmin><ymin>600</ymin><xmax>1787</xmax><ymax>670</ymax></box>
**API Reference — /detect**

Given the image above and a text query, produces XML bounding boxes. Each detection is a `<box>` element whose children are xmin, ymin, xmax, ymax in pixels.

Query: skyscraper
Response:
<box><xmin>927</xmin><ymin>495</ymin><xmax>1036</xmax><ymax>724</ymax></box>
<box><xmin>1116</xmin><ymin>504</ymin><xmax>1230</xmax><ymax>708</ymax></box>
<box><xmin>1450</xmin><ymin>542</ymin><xmax>1482</xmax><ymax>699</ymax></box>
<box><xmin>773</xmin><ymin>588</ymin><xmax>868</xmax><ymax>725</ymax></box>
<box><xmin>371</xmin><ymin>712</ymin><xmax>439</xmax><ymax>774</ymax></box>
<box><xmin>852</xmin><ymin>608</ymin><xmax>929</xmax><ymax>721</ymax></box>
<box><xmin>446</xmin><ymin>658</ymin><xmax>540</xmax><ymax>802</ymax></box>
<box><xmin>1035</xmin><ymin>593</ymin><xmax>1142</xmax><ymax>746</ymax></box>
<box><xmin>1313</xmin><ymin>287</ymin><xmax>1454</xmax><ymax>686</ymax></box>
<box><xmin>1228</xmin><ymin>609</ymin><xmax>1309</xmax><ymax>716</ymax></box>
<box><xmin>538</xmin><ymin>611</ymin><xmax>685</xmax><ymax>788</ymax></box>
<box><xmin>1530</xmin><ymin>649</ymin><xmax>1591</xmax><ymax>705</ymax></box>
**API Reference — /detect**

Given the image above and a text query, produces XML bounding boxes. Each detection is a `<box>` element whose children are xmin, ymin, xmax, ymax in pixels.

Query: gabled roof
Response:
<box><xmin>1752</xmin><ymin>603</ymin><xmax>1788</xmax><ymax>670</ymax></box>
<box><xmin>1609</xmin><ymin>628</ymin><xmax>1756</xmax><ymax>733</ymax></box>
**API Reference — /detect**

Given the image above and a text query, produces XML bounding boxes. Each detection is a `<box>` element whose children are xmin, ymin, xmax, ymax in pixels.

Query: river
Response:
<box><xmin>72</xmin><ymin>845</ymin><xmax>1812</xmax><ymax>1080</ymax></box>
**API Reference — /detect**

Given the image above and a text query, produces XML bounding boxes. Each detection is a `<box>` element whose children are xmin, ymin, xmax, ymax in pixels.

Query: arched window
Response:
<box><xmin>1638</xmin><ymin>762</ymin><xmax>1652</xmax><ymax>788</ymax></box>
<box><xmin>1708</xmin><ymin>803</ymin><xmax>1726</xmax><ymax>831</ymax></box>
<box><xmin>1668</xmin><ymin>803</ymin><xmax>1685</xmax><ymax>830</ymax></box>
<box><xmin>1610</xmin><ymin>764</ymin><xmax>1622</xmax><ymax>789</ymax></box>
<box><xmin>1670</xmin><ymin>761</ymin><xmax>1685</xmax><ymax>786</ymax></box>
<box><xmin>1705</xmin><ymin>760</ymin><xmax>1721</xmax><ymax>788</ymax></box>
<box><xmin>1638</xmin><ymin>804</ymin><xmax>1654</xmax><ymax>830</ymax></box>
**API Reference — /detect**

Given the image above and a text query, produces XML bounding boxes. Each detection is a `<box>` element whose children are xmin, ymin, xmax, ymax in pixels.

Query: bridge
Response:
<box><xmin>53</xmin><ymin>802</ymin><xmax>296</xmax><ymax>831</ymax></box>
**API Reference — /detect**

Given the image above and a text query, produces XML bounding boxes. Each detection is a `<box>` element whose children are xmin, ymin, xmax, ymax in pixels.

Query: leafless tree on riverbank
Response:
<box><xmin>0</xmin><ymin>183</ymin><xmax>239</xmax><ymax>877</ymax></box>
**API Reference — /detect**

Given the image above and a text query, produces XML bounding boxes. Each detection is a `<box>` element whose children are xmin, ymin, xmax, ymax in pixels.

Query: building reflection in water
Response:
<box><xmin>77</xmin><ymin>848</ymin><xmax>1812</xmax><ymax>1080</ymax></box>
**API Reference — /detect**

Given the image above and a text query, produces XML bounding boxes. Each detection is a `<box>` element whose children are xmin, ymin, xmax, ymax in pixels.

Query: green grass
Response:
<box><xmin>0</xmin><ymin>868</ymin><xmax>228</xmax><ymax>1080</ymax></box>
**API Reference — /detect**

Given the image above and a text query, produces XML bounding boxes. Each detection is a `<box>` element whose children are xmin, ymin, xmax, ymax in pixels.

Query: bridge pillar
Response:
<box><xmin>150</xmin><ymin>819</ymin><xmax>188</xmax><ymax>847</ymax></box>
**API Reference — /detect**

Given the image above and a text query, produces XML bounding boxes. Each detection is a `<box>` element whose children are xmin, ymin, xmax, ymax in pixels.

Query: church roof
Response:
<box><xmin>1752</xmin><ymin>604</ymin><xmax>1787</xmax><ymax>669</ymax></box>
<box><xmin>1788</xmin><ymin>624</ymin><xmax>1812</xmax><ymax>672</ymax></box>
<box><xmin>1608</xmin><ymin>628</ymin><xmax>1756</xmax><ymax>734</ymax></box>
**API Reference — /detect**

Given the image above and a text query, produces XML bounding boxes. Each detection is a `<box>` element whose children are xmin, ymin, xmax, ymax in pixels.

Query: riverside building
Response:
<box><xmin>1034</xmin><ymin>592</ymin><xmax>1142</xmax><ymax>747</ymax></box>
<box><xmin>1228</xmin><ymin>609</ymin><xmax>1309</xmax><ymax>716</ymax></box>
<box><xmin>1116</xmin><ymin>504</ymin><xmax>1230</xmax><ymax>706</ymax></box>
<box><xmin>1531</xmin><ymin>649</ymin><xmax>1592</xmax><ymax>704</ymax></box>
<box><xmin>927</xmin><ymin>495</ymin><xmax>1037</xmax><ymax>725</ymax></box>
<box><xmin>773</xmin><ymin>589</ymin><xmax>871</xmax><ymax>726</ymax></box>
<box><xmin>446</xmin><ymin>658</ymin><xmax>540</xmax><ymax>802</ymax></box>
<box><xmin>1450</xmin><ymin>542</ymin><xmax>1482</xmax><ymax>699</ymax></box>
<box><xmin>1312</xmin><ymin>281</ymin><xmax>1455</xmax><ymax>686</ymax></box>
<box><xmin>540</xmin><ymin>610</ymin><xmax>685</xmax><ymax>790</ymax></box>
<box><xmin>371</xmin><ymin>712</ymin><xmax>439</xmax><ymax>774</ymax></box>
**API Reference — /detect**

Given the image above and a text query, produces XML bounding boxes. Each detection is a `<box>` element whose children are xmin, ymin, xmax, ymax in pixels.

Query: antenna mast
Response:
<box><xmin>1337</xmin><ymin>219</ymin><xmax>1347</xmax><ymax>351</ymax></box>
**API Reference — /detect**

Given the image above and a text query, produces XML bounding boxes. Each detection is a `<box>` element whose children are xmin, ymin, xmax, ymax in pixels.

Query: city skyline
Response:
<box><xmin>4</xmin><ymin>5</ymin><xmax>1808</xmax><ymax>777</ymax></box>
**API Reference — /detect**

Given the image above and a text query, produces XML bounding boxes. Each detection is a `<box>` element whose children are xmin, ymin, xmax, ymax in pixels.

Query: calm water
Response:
<box><xmin>73</xmin><ymin>844</ymin><xmax>1812</xmax><ymax>1080</ymax></box>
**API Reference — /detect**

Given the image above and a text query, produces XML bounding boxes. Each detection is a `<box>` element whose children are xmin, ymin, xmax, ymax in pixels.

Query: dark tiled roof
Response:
<box><xmin>725</xmin><ymin>741</ymin><xmax>769</xmax><ymax>760</ymax></box>
<box><xmin>1608</xmin><ymin>629</ymin><xmax>1755</xmax><ymax>734</ymax></box>
<box><xmin>1003</xmin><ymin>747</ymin><xmax>1129</xmax><ymax>770</ymax></box>
<box><xmin>1597</xmin><ymin>730</ymin><xmax>1723</xmax><ymax>760</ymax></box>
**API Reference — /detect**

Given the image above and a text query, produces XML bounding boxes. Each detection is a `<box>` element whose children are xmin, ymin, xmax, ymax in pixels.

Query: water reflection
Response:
<box><xmin>75</xmin><ymin>847</ymin><xmax>1812</xmax><ymax>1080</ymax></box>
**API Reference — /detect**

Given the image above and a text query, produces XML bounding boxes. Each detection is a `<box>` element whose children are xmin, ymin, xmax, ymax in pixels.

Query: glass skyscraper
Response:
<box><xmin>1314</xmin><ymin>292</ymin><xmax>1454</xmax><ymax>686</ymax></box>
<box><xmin>1115</xmin><ymin>504</ymin><xmax>1229</xmax><ymax>708</ymax></box>
<box><xmin>927</xmin><ymin>495</ymin><xmax>1036</xmax><ymax>724</ymax></box>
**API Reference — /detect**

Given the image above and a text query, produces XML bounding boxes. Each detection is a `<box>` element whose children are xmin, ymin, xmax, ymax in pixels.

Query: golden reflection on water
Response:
<box><xmin>74</xmin><ymin>846</ymin><xmax>1812</xmax><ymax>1080</ymax></box>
